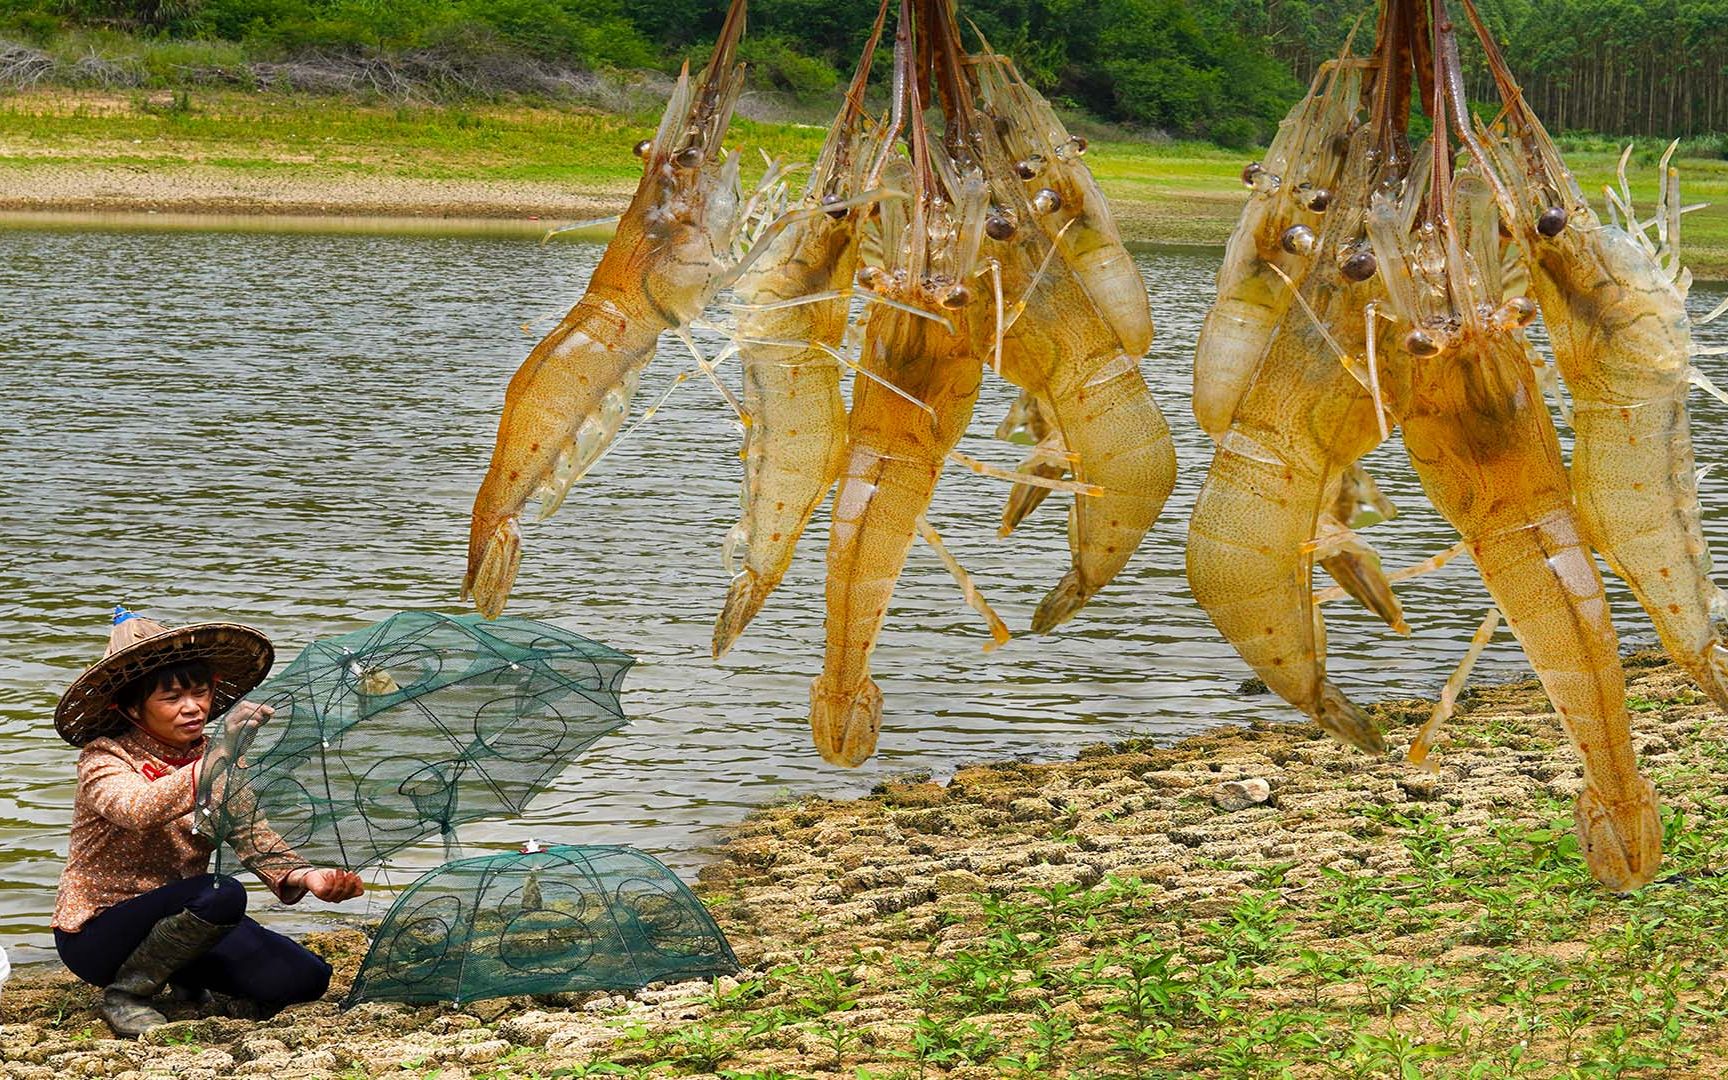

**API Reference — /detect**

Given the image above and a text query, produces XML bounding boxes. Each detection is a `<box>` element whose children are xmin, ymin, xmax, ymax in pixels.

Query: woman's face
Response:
<box><xmin>130</xmin><ymin>678</ymin><xmax>214</xmax><ymax>751</ymax></box>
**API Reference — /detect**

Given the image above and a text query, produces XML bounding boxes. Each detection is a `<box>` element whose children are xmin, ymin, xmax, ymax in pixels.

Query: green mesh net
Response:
<box><xmin>196</xmin><ymin>612</ymin><xmax>633</xmax><ymax>877</ymax></box>
<box><xmin>344</xmin><ymin>845</ymin><xmax>738</xmax><ymax>1006</ymax></box>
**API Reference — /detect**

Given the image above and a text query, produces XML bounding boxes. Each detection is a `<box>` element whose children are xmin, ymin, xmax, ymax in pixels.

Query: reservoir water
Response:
<box><xmin>2</xmin><ymin>230</ymin><xmax>1724</xmax><ymax>965</ymax></box>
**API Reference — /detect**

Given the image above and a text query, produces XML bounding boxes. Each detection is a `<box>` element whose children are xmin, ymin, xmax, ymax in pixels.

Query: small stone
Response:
<box><xmin>452</xmin><ymin>1038</ymin><xmax>511</xmax><ymax>1064</ymax></box>
<box><xmin>291</xmin><ymin>1048</ymin><xmax>339</xmax><ymax>1071</ymax></box>
<box><xmin>1009</xmin><ymin>797</ymin><xmax>1054</xmax><ymax>821</ymax></box>
<box><xmin>234</xmin><ymin>1037</ymin><xmax>289</xmax><ymax>1063</ymax></box>
<box><xmin>1398</xmin><ymin>774</ymin><xmax>1440</xmax><ymax>800</ymax></box>
<box><xmin>1213</xmin><ymin>777</ymin><xmax>1273</xmax><ymax>811</ymax></box>
<box><xmin>933</xmin><ymin>869</ymin><xmax>987</xmax><ymax>895</ymax></box>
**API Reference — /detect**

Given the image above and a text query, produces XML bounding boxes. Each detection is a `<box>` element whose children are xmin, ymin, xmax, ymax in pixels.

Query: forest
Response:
<box><xmin>0</xmin><ymin>0</ymin><xmax>1724</xmax><ymax>144</ymax></box>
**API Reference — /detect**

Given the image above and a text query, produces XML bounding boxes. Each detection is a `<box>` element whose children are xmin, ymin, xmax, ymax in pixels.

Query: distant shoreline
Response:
<box><xmin>0</xmin><ymin>84</ymin><xmax>1723</xmax><ymax>281</ymax></box>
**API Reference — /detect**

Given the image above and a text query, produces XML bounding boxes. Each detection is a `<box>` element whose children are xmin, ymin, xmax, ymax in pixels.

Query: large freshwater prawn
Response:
<box><xmin>464</xmin><ymin>0</ymin><xmax>751</xmax><ymax>618</ymax></box>
<box><xmin>1185</xmin><ymin>0</ymin><xmax>1426</xmax><ymax>756</ymax></box>
<box><xmin>925</xmin><ymin>7</ymin><xmax>1175</xmax><ymax>633</ymax></box>
<box><xmin>1460</xmin><ymin>0</ymin><xmax>1728</xmax><ymax>713</ymax></box>
<box><xmin>1360</xmin><ymin>4</ymin><xmax>1661</xmax><ymax>890</ymax></box>
<box><xmin>810</xmin><ymin>5</ymin><xmax>990</xmax><ymax>767</ymax></box>
<box><xmin>712</xmin><ymin>1</ymin><xmax>893</xmax><ymax>659</ymax></box>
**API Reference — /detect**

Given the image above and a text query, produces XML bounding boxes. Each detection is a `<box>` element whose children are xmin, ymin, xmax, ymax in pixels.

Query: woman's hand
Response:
<box><xmin>292</xmin><ymin>868</ymin><xmax>365</xmax><ymax>903</ymax></box>
<box><xmin>224</xmin><ymin>700</ymin><xmax>274</xmax><ymax>737</ymax></box>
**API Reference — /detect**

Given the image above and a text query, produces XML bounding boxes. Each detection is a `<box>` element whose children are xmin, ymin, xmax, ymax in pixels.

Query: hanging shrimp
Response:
<box><xmin>1186</xmin><ymin>125</ymin><xmax>1406</xmax><ymax>755</ymax></box>
<box><xmin>712</xmin><ymin>0</ymin><xmax>893</xmax><ymax>659</ymax></box>
<box><xmin>1185</xmin><ymin>0</ymin><xmax>1428</xmax><ymax>755</ymax></box>
<box><xmin>925</xmin><ymin>12</ymin><xmax>1174</xmax><ymax>632</ymax></box>
<box><xmin>810</xmin><ymin>4</ymin><xmax>990</xmax><ymax>767</ymax></box>
<box><xmin>465</xmin><ymin>0</ymin><xmax>751</xmax><ymax>618</ymax></box>
<box><xmin>1460</xmin><ymin>0</ymin><xmax>1728</xmax><ymax>712</ymax></box>
<box><xmin>1365</xmin><ymin>8</ymin><xmax>1660</xmax><ymax>890</ymax></box>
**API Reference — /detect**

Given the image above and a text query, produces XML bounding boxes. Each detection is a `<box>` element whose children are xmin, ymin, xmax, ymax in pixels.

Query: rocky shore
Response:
<box><xmin>5</xmin><ymin>655</ymin><xmax>1728</xmax><ymax>1078</ymax></box>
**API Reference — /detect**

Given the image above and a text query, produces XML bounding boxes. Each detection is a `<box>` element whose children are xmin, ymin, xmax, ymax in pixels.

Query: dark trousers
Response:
<box><xmin>55</xmin><ymin>874</ymin><xmax>331</xmax><ymax>1011</ymax></box>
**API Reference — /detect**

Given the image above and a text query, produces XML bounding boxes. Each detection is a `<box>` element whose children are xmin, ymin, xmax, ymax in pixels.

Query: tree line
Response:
<box><xmin>3</xmin><ymin>0</ymin><xmax>1724</xmax><ymax>142</ymax></box>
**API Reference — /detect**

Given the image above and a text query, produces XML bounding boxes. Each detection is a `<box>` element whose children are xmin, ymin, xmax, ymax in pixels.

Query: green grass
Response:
<box><xmin>482</xmin><ymin>843</ymin><xmax>1728</xmax><ymax>1077</ymax></box>
<box><xmin>2</xmin><ymin>88</ymin><xmax>1727</xmax><ymax>279</ymax></box>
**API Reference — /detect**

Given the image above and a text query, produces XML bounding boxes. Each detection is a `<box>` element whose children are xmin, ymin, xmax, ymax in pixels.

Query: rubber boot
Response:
<box><xmin>170</xmin><ymin>982</ymin><xmax>214</xmax><ymax>1007</ymax></box>
<box><xmin>99</xmin><ymin>910</ymin><xmax>233</xmax><ymax>1038</ymax></box>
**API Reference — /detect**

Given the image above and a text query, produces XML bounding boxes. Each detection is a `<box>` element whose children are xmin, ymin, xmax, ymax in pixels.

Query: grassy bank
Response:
<box><xmin>5</xmin><ymin>656</ymin><xmax>1728</xmax><ymax>1077</ymax></box>
<box><xmin>2</xmin><ymin>89</ymin><xmax>1726</xmax><ymax>280</ymax></box>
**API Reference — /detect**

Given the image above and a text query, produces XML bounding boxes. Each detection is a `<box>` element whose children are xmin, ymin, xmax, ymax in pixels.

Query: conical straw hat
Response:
<box><xmin>54</xmin><ymin>607</ymin><xmax>274</xmax><ymax>747</ymax></box>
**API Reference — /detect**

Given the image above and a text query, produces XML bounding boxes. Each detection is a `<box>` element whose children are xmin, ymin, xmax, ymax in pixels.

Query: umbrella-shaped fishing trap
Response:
<box><xmin>344</xmin><ymin>845</ymin><xmax>738</xmax><ymax>1006</ymax></box>
<box><xmin>196</xmin><ymin>611</ymin><xmax>634</xmax><ymax>875</ymax></box>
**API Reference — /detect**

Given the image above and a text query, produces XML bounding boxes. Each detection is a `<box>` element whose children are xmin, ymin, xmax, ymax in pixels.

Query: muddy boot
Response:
<box><xmin>99</xmin><ymin>910</ymin><xmax>233</xmax><ymax>1038</ymax></box>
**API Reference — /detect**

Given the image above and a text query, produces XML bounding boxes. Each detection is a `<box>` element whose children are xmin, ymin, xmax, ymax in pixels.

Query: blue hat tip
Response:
<box><xmin>111</xmin><ymin>605</ymin><xmax>139</xmax><ymax>625</ymax></box>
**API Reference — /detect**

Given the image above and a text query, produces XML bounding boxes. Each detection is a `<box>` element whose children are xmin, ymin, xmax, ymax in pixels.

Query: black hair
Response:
<box><xmin>115</xmin><ymin>659</ymin><xmax>215</xmax><ymax>720</ymax></box>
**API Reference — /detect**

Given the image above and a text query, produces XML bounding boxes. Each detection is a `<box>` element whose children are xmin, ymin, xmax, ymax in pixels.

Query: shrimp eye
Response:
<box><xmin>985</xmin><ymin>213</ymin><xmax>1016</xmax><ymax>241</ymax></box>
<box><xmin>856</xmin><ymin>267</ymin><xmax>886</xmax><ymax>292</ymax></box>
<box><xmin>1280</xmin><ymin>225</ymin><xmax>1317</xmax><ymax>256</ymax></box>
<box><xmin>1404</xmin><ymin>329</ymin><xmax>1443</xmax><ymax>357</ymax></box>
<box><xmin>675</xmin><ymin>146</ymin><xmax>705</xmax><ymax>169</ymax></box>
<box><xmin>1537</xmin><ymin>206</ymin><xmax>1568</xmax><ymax>237</ymax></box>
<box><xmin>1303</xmin><ymin>187</ymin><xmax>1332</xmax><ymax>212</ymax></box>
<box><xmin>941</xmin><ymin>285</ymin><xmax>971</xmax><ymax>309</ymax></box>
<box><xmin>821</xmin><ymin>193</ymin><xmax>847</xmax><ymax>219</ymax></box>
<box><xmin>632</xmin><ymin>139</ymin><xmax>652</xmax><ymax>159</ymax></box>
<box><xmin>1067</xmin><ymin>136</ymin><xmax>1088</xmax><ymax>156</ymax></box>
<box><xmin>1031</xmin><ymin>188</ymin><xmax>1063</xmax><ymax>214</ymax></box>
<box><xmin>1341</xmin><ymin>250</ymin><xmax>1378</xmax><ymax>281</ymax></box>
<box><xmin>1241</xmin><ymin>161</ymin><xmax>1264</xmax><ymax>187</ymax></box>
<box><xmin>1015</xmin><ymin>159</ymin><xmax>1040</xmax><ymax>180</ymax></box>
<box><xmin>1493</xmin><ymin>296</ymin><xmax>1539</xmax><ymax>330</ymax></box>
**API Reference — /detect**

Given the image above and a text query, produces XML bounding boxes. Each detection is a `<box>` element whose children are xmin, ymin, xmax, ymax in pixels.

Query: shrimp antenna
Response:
<box><xmin>866</xmin><ymin>0</ymin><xmax>914</xmax><ymax>186</ymax></box>
<box><xmin>1432</xmin><ymin>0</ymin><xmax>1516</xmax><ymax>218</ymax></box>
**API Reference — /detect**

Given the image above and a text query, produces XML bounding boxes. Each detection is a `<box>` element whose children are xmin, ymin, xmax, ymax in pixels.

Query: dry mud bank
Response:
<box><xmin>0</xmin><ymin>165</ymin><xmax>629</xmax><ymax>221</ymax></box>
<box><xmin>6</xmin><ymin>656</ymin><xmax>1728</xmax><ymax>1078</ymax></box>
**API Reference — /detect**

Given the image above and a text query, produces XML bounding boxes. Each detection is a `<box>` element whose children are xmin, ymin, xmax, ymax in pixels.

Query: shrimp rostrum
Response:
<box><xmin>465</xmin><ymin>0</ymin><xmax>750</xmax><ymax>618</ymax></box>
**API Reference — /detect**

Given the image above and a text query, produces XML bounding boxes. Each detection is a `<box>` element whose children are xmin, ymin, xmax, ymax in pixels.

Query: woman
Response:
<box><xmin>53</xmin><ymin>608</ymin><xmax>365</xmax><ymax>1037</ymax></box>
